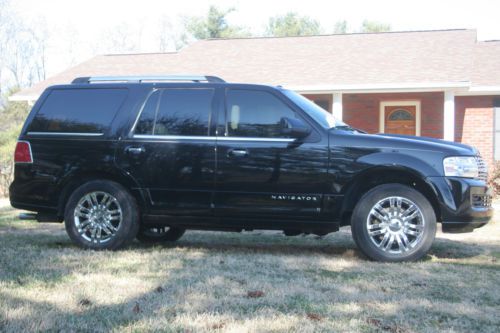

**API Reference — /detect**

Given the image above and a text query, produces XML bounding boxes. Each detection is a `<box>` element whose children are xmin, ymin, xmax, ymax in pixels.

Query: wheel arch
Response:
<box><xmin>339</xmin><ymin>166</ymin><xmax>441</xmax><ymax>226</ymax></box>
<box><xmin>56</xmin><ymin>169</ymin><xmax>147</xmax><ymax>217</ymax></box>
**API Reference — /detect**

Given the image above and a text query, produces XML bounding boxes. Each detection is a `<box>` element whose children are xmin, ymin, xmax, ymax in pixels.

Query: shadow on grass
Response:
<box><xmin>2</xmin><ymin>224</ymin><xmax>499</xmax><ymax>264</ymax></box>
<box><xmin>1</xmin><ymin>234</ymin><xmax>499</xmax><ymax>333</ymax></box>
<box><xmin>430</xmin><ymin>236</ymin><xmax>500</xmax><ymax>260</ymax></box>
<box><xmin>133</xmin><ymin>231</ymin><xmax>361</xmax><ymax>257</ymax></box>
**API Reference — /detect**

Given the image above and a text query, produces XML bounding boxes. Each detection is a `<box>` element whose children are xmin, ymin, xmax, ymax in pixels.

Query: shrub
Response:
<box><xmin>0</xmin><ymin>92</ymin><xmax>30</xmax><ymax>197</ymax></box>
<box><xmin>489</xmin><ymin>162</ymin><xmax>500</xmax><ymax>196</ymax></box>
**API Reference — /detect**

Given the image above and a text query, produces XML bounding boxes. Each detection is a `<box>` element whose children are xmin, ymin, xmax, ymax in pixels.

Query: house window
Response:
<box><xmin>388</xmin><ymin>109</ymin><xmax>414</xmax><ymax>121</ymax></box>
<box><xmin>494</xmin><ymin>99</ymin><xmax>500</xmax><ymax>160</ymax></box>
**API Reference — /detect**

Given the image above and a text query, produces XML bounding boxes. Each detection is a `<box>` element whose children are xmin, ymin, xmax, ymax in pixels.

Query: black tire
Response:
<box><xmin>351</xmin><ymin>183</ymin><xmax>436</xmax><ymax>262</ymax></box>
<box><xmin>136</xmin><ymin>227</ymin><xmax>185</xmax><ymax>243</ymax></box>
<box><xmin>64</xmin><ymin>180</ymin><xmax>140</xmax><ymax>250</ymax></box>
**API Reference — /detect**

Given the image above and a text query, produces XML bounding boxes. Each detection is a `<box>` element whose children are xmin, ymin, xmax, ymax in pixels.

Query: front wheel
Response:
<box><xmin>351</xmin><ymin>183</ymin><xmax>437</xmax><ymax>262</ymax></box>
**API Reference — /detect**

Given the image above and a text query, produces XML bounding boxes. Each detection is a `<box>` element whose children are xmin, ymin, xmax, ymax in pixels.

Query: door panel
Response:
<box><xmin>214</xmin><ymin>88</ymin><xmax>329</xmax><ymax>218</ymax></box>
<box><xmin>115</xmin><ymin>88</ymin><xmax>218</xmax><ymax>216</ymax></box>
<box><xmin>116</xmin><ymin>138</ymin><xmax>215</xmax><ymax>215</ymax></box>
<box><xmin>215</xmin><ymin>139</ymin><xmax>329</xmax><ymax>217</ymax></box>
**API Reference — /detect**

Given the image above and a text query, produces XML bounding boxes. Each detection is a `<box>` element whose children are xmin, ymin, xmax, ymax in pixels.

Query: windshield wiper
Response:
<box><xmin>330</xmin><ymin>125</ymin><xmax>366</xmax><ymax>134</ymax></box>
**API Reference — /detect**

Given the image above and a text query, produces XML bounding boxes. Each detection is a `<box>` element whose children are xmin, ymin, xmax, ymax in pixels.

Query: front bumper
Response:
<box><xmin>426</xmin><ymin>176</ymin><xmax>493</xmax><ymax>233</ymax></box>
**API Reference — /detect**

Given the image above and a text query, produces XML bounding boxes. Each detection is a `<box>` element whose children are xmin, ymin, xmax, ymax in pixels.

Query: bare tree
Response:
<box><xmin>60</xmin><ymin>24</ymin><xmax>81</xmax><ymax>68</ymax></box>
<box><xmin>157</xmin><ymin>15</ymin><xmax>188</xmax><ymax>52</ymax></box>
<box><xmin>98</xmin><ymin>21</ymin><xmax>144</xmax><ymax>54</ymax></box>
<box><xmin>29</xmin><ymin>18</ymin><xmax>49</xmax><ymax>82</ymax></box>
<box><xmin>0</xmin><ymin>0</ymin><xmax>49</xmax><ymax>89</ymax></box>
<box><xmin>0</xmin><ymin>0</ymin><xmax>16</xmax><ymax>94</ymax></box>
<box><xmin>4</xmin><ymin>22</ymin><xmax>49</xmax><ymax>87</ymax></box>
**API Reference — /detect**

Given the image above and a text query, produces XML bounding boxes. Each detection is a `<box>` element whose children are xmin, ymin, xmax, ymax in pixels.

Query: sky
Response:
<box><xmin>10</xmin><ymin>0</ymin><xmax>500</xmax><ymax>77</ymax></box>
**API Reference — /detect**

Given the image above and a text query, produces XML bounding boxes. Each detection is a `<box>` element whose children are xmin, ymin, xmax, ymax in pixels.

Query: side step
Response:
<box><xmin>19</xmin><ymin>213</ymin><xmax>37</xmax><ymax>220</ymax></box>
<box><xmin>18</xmin><ymin>213</ymin><xmax>63</xmax><ymax>223</ymax></box>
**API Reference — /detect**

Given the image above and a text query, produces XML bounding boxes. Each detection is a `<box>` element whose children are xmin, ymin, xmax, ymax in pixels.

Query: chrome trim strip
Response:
<box><xmin>28</xmin><ymin>132</ymin><xmax>104</xmax><ymax>136</ymax></box>
<box><xmin>133</xmin><ymin>134</ymin><xmax>216</xmax><ymax>141</ymax></box>
<box><xmin>217</xmin><ymin>137</ymin><xmax>294</xmax><ymax>142</ymax></box>
<box><xmin>132</xmin><ymin>134</ymin><xmax>294</xmax><ymax>142</ymax></box>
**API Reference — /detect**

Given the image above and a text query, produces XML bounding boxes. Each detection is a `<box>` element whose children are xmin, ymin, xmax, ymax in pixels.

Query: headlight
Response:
<box><xmin>443</xmin><ymin>156</ymin><xmax>479</xmax><ymax>178</ymax></box>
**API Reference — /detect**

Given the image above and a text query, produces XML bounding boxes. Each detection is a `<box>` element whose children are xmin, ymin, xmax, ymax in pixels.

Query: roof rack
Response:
<box><xmin>71</xmin><ymin>75</ymin><xmax>225</xmax><ymax>84</ymax></box>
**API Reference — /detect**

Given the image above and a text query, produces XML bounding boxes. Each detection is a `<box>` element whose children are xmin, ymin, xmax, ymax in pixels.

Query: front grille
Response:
<box><xmin>476</xmin><ymin>156</ymin><xmax>488</xmax><ymax>181</ymax></box>
<box><xmin>472</xmin><ymin>193</ymin><xmax>492</xmax><ymax>208</ymax></box>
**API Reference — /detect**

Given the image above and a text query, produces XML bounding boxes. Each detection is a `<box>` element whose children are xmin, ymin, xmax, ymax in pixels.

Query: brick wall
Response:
<box><xmin>342</xmin><ymin>92</ymin><xmax>444</xmax><ymax>138</ymax></box>
<box><xmin>455</xmin><ymin>96</ymin><xmax>495</xmax><ymax>172</ymax></box>
<box><xmin>303</xmin><ymin>94</ymin><xmax>333</xmax><ymax>112</ymax></box>
<box><xmin>303</xmin><ymin>91</ymin><xmax>497</xmax><ymax>174</ymax></box>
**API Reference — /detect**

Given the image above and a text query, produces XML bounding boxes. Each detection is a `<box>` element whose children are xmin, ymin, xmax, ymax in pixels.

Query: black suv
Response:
<box><xmin>9</xmin><ymin>75</ymin><xmax>493</xmax><ymax>261</ymax></box>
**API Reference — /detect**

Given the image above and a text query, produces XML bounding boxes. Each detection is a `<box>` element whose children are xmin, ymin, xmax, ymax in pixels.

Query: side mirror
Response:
<box><xmin>280</xmin><ymin>117</ymin><xmax>311</xmax><ymax>139</ymax></box>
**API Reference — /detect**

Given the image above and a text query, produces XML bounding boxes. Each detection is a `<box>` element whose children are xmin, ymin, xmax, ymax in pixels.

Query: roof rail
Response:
<box><xmin>71</xmin><ymin>75</ymin><xmax>225</xmax><ymax>84</ymax></box>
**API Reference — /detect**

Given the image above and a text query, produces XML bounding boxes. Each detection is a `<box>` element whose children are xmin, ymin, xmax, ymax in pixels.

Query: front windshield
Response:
<box><xmin>282</xmin><ymin>89</ymin><xmax>347</xmax><ymax>129</ymax></box>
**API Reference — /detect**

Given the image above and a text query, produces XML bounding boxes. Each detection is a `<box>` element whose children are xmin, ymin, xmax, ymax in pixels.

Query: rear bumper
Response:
<box><xmin>426</xmin><ymin>176</ymin><xmax>493</xmax><ymax>233</ymax></box>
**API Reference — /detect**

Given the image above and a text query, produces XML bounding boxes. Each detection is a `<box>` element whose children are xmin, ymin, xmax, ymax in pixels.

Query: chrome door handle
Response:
<box><xmin>125</xmin><ymin>146</ymin><xmax>145</xmax><ymax>155</ymax></box>
<box><xmin>227</xmin><ymin>149</ymin><xmax>248</xmax><ymax>158</ymax></box>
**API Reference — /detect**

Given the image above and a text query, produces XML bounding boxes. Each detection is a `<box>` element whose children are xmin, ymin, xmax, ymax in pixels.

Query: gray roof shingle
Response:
<box><xmin>13</xmin><ymin>29</ymin><xmax>500</xmax><ymax>100</ymax></box>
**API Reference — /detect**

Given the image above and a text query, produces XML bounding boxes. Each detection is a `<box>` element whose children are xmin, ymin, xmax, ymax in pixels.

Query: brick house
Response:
<box><xmin>12</xmin><ymin>29</ymin><xmax>500</xmax><ymax>171</ymax></box>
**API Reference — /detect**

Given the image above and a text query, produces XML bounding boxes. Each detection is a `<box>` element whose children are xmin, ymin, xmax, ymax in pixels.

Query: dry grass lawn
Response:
<box><xmin>0</xmin><ymin>201</ymin><xmax>499</xmax><ymax>332</ymax></box>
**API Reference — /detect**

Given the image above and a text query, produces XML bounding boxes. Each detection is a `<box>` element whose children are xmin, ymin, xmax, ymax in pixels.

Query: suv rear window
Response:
<box><xmin>29</xmin><ymin>88</ymin><xmax>128</xmax><ymax>134</ymax></box>
<box><xmin>135</xmin><ymin>88</ymin><xmax>214</xmax><ymax>136</ymax></box>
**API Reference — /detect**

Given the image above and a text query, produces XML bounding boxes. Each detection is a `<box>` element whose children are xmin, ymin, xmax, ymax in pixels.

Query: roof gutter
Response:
<box><xmin>9</xmin><ymin>82</ymin><xmax>500</xmax><ymax>102</ymax></box>
<box><xmin>288</xmin><ymin>81</ymin><xmax>472</xmax><ymax>94</ymax></box>
<box><xmin>455</xmin><ymin>86</ymin><xmax>500</xmax><ymax>96</ymax></box>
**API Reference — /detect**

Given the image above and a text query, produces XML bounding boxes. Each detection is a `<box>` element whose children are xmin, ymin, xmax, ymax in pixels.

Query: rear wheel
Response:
<box><xmin>64</xmin><ymin>180</ymin><xmax>139</xmax><ymax>250</ymax></box>
<box><xmin>351</xmin><ymin>183</ymin><xmax>436</xmax><ymax>262</ymax></box>
<box><xmin>136</xmin><ymin>227</ymin><xmax>185</xmax><ymax>243</ymax></box>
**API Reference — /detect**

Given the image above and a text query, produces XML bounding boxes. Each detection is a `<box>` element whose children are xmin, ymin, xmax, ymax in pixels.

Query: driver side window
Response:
<box><xmin>225</xmin><ymin>89</ymin><xmax>297</xmax><ymax>138</ymax></box>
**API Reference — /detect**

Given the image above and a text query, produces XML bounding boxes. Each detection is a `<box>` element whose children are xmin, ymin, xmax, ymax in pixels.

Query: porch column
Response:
<box><xmin>443</xmin><ymin>91</ymin><xmax>455</xmax><ymax>141</ymax></box>
<box><xmin>333</xmin><ymin>92</ymin><xmax>343</xmax><ymax>121</ymax></box>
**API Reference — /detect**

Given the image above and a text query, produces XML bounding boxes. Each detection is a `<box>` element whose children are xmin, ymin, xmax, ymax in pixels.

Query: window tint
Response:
<box><xmin>226</xmin><ymin>90</ymin><xmax>296</xmax><ymax>138</ymax></box>
<box><xmin>136</xmin><ymin>89</ymin><xmax>213</xmax><ymax>136</ymax></box>
<box><xmin>30</xmin><ymin>89</ymin><xmax>127</xmax><ymax>133</ymax></box>
<box><xmin>135</xmin><ymin>90</ymin><xmax>160</xmax><ymax>135</ymax></box>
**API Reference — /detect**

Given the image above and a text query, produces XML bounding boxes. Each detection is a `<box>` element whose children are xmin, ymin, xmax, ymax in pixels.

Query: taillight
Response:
<box><xmin>14</xmin><ymin>141</ymin><xmax>33</xmax><ymax>163</ymax></box>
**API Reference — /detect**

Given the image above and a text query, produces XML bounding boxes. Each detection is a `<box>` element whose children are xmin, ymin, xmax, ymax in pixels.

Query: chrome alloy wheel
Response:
<box><xmin>73</xmin><ymin>191</ymin><xmax>123</xmax><ymax>244</ymax></box>
<box><xmin>366</xmin><ymin>196</ymin><xmax>425</xmax><ymax>254</ymax></box>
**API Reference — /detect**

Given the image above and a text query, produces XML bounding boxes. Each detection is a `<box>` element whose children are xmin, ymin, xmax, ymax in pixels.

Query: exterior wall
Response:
<box><xmin>301</xmin><ymin>91</ymin><xmax>498</xmax><ymax>174</ymax></box>
<box><xmin>343</xmin><ymin>92</ymin><xmax>444</xmax><ymax>138</ymax></box>
<box><xmin>302</xmin><ymin>94</ymin><xmax>332</xmax><ymax>112</ymax></box>
<box><xmin>455</xmin><ymin>96</ymin><xmax>495</xmax><ymax>171</ymax></box>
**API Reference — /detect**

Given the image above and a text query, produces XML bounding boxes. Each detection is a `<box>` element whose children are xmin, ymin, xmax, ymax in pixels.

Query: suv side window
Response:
<box><xmin>135</xmin><ymin>88</ymin><xmax>214</xmax><ymax>136</ymax></box>
<box><xmin>29</xmin><ymin>88</ymin><xmax>128</xmax><ymax>133</ymax></box>
<box><xmin>225</xmin><ymin>89</ymin><xmax>297</xmax><ymax>138</ymax></box>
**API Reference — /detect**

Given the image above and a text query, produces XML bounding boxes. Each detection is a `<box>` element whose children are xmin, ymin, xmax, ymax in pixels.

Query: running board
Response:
<box><xmin>19</xmin><ymin>213</ymin><xmax>37</xmax><ymax>220</ymax></box>
<box><xmin>18</xmin><ymin>213</ymin><xmax>63</xmax><ymax>223</ymax></box>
